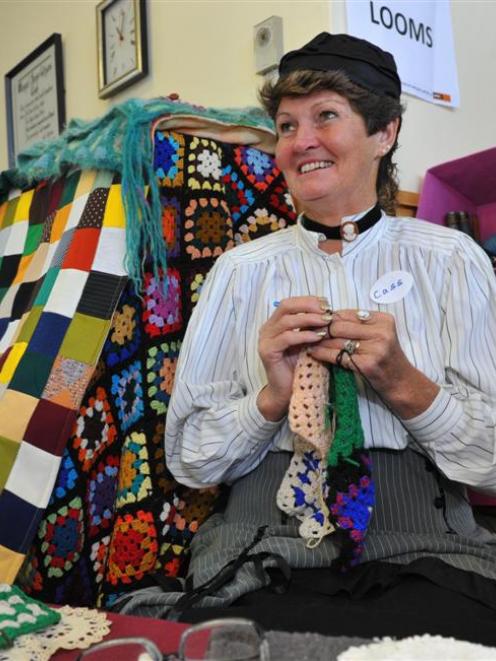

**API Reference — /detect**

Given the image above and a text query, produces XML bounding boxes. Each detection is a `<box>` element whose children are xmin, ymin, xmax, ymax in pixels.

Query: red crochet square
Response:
<box><xmin>61</xmin><ymin>228</ymin><xmax>100</xmax><ymax>271</ymax></box>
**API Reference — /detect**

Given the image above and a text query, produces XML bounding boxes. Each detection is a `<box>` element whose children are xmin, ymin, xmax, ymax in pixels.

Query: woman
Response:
<box><xmin>128</xmin><ymin>33</ymin><xmax>496</xmax><ymax>642</ymax></box>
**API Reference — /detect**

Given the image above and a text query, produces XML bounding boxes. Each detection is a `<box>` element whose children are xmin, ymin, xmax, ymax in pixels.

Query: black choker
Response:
<box><xmin>302</xmin><ymin>203</ymin><xmax>382</xmax><ymax>242</ymax></box>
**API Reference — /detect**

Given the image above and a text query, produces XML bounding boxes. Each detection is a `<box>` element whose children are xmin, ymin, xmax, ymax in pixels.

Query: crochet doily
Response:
<box><xmin>0</xmin><ymin>606</ymin><xmax>111</xmax><ymax>661</ymax></box>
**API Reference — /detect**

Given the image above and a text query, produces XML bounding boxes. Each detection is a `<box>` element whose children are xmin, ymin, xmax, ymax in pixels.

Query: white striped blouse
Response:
<box><xmin>165</xmin><ymin>214</ymin><xmax>496</xmax><ymax>493</ymax></box>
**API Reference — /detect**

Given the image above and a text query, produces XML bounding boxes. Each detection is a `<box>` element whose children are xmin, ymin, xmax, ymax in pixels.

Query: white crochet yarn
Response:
<box><xmin>338</xmin><ymin>634</ymin><xmax>496</xmax><ymax>660</ymax></box>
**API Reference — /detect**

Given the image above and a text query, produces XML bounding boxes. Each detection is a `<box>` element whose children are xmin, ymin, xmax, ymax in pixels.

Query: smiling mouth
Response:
<box><xmin>299</xmin><ymin>161</ymin><xmax>333</xmax><ymax>174</ymax></box>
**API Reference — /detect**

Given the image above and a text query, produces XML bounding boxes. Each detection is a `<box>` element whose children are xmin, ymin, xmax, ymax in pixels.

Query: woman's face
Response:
<box><xmin>274</xmin><ymin>90</ymin><xmax>390</xmax><ymax>220</ymax></box>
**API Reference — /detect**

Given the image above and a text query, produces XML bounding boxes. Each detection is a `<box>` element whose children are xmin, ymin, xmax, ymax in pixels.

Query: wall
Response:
<box><xmin>0</xmin><ymin>0</ymin><xmax>495</xmax><ymax>195</ymax></box>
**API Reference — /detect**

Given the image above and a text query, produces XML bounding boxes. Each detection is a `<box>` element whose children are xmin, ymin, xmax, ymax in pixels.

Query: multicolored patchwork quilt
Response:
<box><xmin>0</xmin><ymin>169</ymin><xmax>129</xmax><ymax>584</ymax></box>
<box><xmin>2</xmin><ymin>129</ymin><xmax>296</xmax><ymax>607</ymax></box>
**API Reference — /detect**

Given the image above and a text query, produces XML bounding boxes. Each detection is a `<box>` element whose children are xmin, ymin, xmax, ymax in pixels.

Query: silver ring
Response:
<box><xmin>343</xmin><ymin>339</ymin><xmax>359</xmax><ymax>355</ymax></box>
<box><xmin>356</xmin><ymin>309</ymin><xmax>371</xmax><ymax>322</ymax></box>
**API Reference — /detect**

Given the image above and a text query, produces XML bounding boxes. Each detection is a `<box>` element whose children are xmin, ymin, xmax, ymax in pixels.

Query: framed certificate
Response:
<box><xmin>5</xmin><ymin>33</ymin><xmax>66</xmax><ymax>168</ymax></box>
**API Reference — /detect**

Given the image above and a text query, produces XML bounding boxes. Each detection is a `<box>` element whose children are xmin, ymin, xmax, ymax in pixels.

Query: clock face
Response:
<box><xmin>97</xmin><ymin>0</ymin><xmax>148</xmax><ymax>98</ymax></box>
<box><xmin>104</xmin><ymin>0</ymin><xmax>137</xmax><ymax>85</ymax></box>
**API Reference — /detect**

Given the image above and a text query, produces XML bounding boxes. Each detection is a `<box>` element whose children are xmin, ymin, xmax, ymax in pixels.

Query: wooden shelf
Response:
<box><xmin>396</xmin><ymin>190</ymin><xmax>419</xmax><ymax>217</ymax></box>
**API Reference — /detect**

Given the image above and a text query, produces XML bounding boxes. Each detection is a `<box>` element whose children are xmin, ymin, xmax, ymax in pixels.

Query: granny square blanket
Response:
<box><xmin>3</xmin><ymin>130</ymin><xmax>296</xmax><ymax>607</ymax></box>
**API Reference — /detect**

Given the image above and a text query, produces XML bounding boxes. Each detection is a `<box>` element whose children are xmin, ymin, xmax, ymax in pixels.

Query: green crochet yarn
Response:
<box><xmin>326</xmin><ymin>365</ymin><xmax>365</xmax><ymax>467</ymax></box>
<box><xmin>324</xmin><ymin>364</ymin><xmax>373</xmax><ymax>570</ymax></box>
<box><xmin>0</xmin><ymin>97</ymin><xmax>275</xmax><ymax>293</ymax></box>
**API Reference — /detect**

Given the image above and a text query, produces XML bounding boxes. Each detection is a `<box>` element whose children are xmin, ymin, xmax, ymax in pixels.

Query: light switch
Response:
<box><xmin>254</xmin><ymin>16</ymin><xmax>283</xmax><ymax>75</ymax></box>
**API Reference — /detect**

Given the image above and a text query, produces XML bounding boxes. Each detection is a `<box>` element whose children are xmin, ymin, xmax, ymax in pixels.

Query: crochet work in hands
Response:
<box><xmin>277</xmin><ymin>350</ymin><xmax>374</xmax><ymax>567</ymax></box>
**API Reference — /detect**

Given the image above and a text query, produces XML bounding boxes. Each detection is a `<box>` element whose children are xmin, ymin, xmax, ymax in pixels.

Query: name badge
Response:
<box><xmin>370</xmin><ymin>271</ymin><xmax>413</xmax><ymax>304</ymax></box>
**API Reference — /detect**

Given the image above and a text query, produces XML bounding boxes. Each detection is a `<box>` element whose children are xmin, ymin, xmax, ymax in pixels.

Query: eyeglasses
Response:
<box><xmin>76</xmin><ymin>636</ymin><xmax>163</xmax><ymax>660</ymax></box>
<box><xmin>78</xmin><ymin>617</ymin><xmax>270</xmax><ymax>660</ymax></box>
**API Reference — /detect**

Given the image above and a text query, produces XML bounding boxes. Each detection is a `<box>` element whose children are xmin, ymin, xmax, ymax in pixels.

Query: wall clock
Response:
<box><xmin>96</xmin><ymin>0</ymin><xmax>148</xmax><ymax>99</ymax></box>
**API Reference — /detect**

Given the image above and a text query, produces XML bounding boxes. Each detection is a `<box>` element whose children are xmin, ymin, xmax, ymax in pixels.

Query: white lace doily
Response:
<box><xmin>0</xmin><ymin>605</ymin><xmax>111</xmax><ymax>661</ymax></box>
<box><xmin>338</xmin><ymin>634</ymin><xmax>496</xmax><ymax>660</ymax></box>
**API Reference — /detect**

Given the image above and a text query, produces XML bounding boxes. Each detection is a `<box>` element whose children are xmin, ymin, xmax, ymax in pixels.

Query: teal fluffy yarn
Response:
<box><xmin>0</xmin><ymin>97</ymin><xmax>275</xmax><ymax>293</ymax></box>
<box><xmin>118</xmin><ymin>100</ymin><xmax>167</xmax><ymax>292</ymax></box>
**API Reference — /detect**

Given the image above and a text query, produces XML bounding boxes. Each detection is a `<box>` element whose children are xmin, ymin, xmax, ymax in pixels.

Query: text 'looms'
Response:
<box><xmin>369</xmin><ymin>1</ymin><xmax>433</xmax><ymax>47</ymax></box>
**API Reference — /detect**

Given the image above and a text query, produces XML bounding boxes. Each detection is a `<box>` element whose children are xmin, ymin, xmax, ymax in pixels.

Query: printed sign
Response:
<box><xmin>346</xmin><ymin>1</ymin><xmax>459</xmax><ymax>107</ymax></box>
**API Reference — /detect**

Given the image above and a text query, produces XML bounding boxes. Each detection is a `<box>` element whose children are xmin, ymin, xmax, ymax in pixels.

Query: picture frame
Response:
<box><xmin>4</xmin><ymin>33</ymin><xmax>65</xmax><ymax>169</ymax></box>
<box><xmin>96</xmin><ymin>0</ymin><xmax>148</xmax><ymax>99</ymax></box>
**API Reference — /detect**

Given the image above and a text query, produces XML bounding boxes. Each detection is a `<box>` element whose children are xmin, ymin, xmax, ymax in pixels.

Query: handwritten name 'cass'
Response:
<box><xmin>374</xmin><ymin>278</ymin><xmax>402</xmax><ymax>299</ymax></box>
<box><xmin>370</xmin><ymin>271</ymin><xmax>414</xmax><ymax>304</ymax></box>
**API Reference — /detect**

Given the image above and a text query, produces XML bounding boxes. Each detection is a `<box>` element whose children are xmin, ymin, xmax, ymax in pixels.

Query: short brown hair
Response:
<box><xmin>259</xmin><ymin>69</ymin><xmax>404</xmax><ymax>214</ymax></box>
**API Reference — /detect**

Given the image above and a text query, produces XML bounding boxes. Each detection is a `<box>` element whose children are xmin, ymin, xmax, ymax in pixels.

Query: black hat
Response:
<box><xmin>279</xmin><ymin>32</ymin><xmax>401</xmax><ymax>99</ymax></box>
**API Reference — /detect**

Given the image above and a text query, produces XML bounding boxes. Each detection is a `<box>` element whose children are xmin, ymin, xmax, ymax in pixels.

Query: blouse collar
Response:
<box><xmin>295</xmin><ymin>206</ymin><xmax>387</xmax><ymax>260</ymax></box>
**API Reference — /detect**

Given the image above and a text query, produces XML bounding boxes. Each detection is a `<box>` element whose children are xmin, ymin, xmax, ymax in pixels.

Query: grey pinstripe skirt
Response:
<box><xmin>118</xmin><ymin>447</ymin><xmax>496</xmax><ymax>617</ymax></box>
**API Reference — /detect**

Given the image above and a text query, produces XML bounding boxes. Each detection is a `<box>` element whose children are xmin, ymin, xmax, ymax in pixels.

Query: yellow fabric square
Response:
<box><xmin>0</xmin><ymin>545</ymin><xmax>25</xmax><ymax>584</ymax></box>
<box><xmin>0</xmin><ymin>390</ymin><xmax>38</xmax><ymax>442</ymax></box>
<box><xmin>0</xmin><ymin>201</ymin><xmax>7</xmax><ymax>228</ymax></box>
<box><xmin>13</xmin><ymin>189</ymin><xmax>35</xmax><ymax>223</ymax></box>
<box><xmin>74</xmin><ymin>170</ymin><xmax>97</xmax><ymax>198</ymax></box>
<box><xmin>12</xmin><ymin>253</ymin><xmax>34</xmax><ymax>285</ymax></box>
<box><xmin>103</xmin><ymin>184</ymin><xmax>126</xmax><ymax>228</ymax></box>
<box><xmin>0</xmin><ymin>342</ymin><xmax>27</xmax><ymax>384</ymax></box>
<box><xmin>51</xmin><ymin>205</ymin><xmax>70</xmax><ymax>242</ymax></box>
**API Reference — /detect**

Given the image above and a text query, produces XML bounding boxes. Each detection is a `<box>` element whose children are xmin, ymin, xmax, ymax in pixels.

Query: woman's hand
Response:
<box><xmin>257</xmin><ymin>296</ymin><xmax>332</xmax><ymax>421</ymax></box>
<box><xmin>308</xmin><ymin>309</ymin><xmax>439</xmax><ymax>419</ymax></box>
<box><xmin>309</xmin><ymin>309</ymin><xmax>409</xmax><ymax>387</ymax></box>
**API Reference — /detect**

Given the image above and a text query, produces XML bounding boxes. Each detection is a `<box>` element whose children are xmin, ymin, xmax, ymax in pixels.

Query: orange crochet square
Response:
<box><xmin>51</xmin><ymin>206</ymin><xmax>71</xmax><ymax>243</ymax></box>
